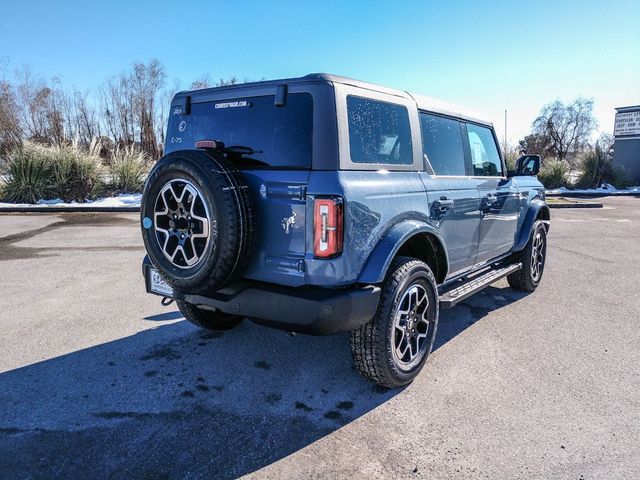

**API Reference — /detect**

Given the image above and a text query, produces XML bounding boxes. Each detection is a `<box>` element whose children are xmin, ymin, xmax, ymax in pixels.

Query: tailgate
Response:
<box><xmin>241</xmin><ymin>170</ymin><xmax>310</xmax><ymax>286</ymax></box>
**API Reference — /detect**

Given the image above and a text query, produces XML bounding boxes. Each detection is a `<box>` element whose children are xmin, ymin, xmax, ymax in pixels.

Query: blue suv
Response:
<box><xmin>141</xmin><ymin>74</ymin><xmax>550</xmax><ymax>388</ymax></box>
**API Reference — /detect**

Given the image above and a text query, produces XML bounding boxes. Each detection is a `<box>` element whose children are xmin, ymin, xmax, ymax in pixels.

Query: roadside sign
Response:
<box><xmin>614</xmin><ymin>110</ymin><xmax>640</xmax><ymax>136</ymax></box>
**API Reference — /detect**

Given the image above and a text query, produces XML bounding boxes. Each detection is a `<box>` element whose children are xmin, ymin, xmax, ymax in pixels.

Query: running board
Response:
<box><xmin>439</xmin><ymin>263</ymin><xmax>522</xmax><ymax>309</ymax></box>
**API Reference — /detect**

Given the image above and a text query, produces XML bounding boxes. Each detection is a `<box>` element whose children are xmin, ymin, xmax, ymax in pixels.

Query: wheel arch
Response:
<box><xmin>537</xmin><ymin>203</ymin><xmax>551</xmax><ymax>224</ymax></box>
<box><xmin>357</xmin><ymin>221</ymin><xmax>449</xmax><ymax>285</ymax></box>
<box><xmin>513</xmin><ymin>199</ymin><xmax>550</xmax><ymax>252</ymax></box>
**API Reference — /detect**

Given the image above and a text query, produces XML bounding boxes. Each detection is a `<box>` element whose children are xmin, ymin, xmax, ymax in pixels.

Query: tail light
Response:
<box><xmin>313</xmin><ymin>197</ymin><xmax>344</xmax><ymax>258</ymax></box>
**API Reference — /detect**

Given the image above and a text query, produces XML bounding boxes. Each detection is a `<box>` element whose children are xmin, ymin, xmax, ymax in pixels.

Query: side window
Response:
<box><xmin>466</xmin><ymin>123</ymin><xmax>503</xmax><ymax>176</ymax></box>
<box><xmin>347</xmin><ymin>95</ymin><xmax>413</xmax><ymax>165</ymax></box>
<box><xmin>419</xmin><ymin>113</ymin><xmax>466</xmax><ymax>176</ymax></box>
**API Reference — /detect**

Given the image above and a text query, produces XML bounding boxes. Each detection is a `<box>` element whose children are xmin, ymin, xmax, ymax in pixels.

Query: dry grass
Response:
<box><xmin>0</xmin><ymin>142</ymin><xmax>102</xmax><ymax>203</ymax></box>
<box><xmin>109</xmin><ymin>145</ymin><xmax>151</xmax><ymax>193</ymax></box>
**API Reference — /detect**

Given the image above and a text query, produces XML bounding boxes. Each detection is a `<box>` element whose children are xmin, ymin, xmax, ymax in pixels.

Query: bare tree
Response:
<box><xmin>190</xmin><ymin>75</ymin><xmax>211</xmax><ymax>89</ymax></box>
<box><xmin>0</xmin><ymin>71</ymin><xmax>22</xmax><ymax>154</ymax></box>
<box><xmin>13</xmin><ymin>68</ymin><xmax>72</xmax><ymax>146</ymax></box>
<box><xmin>58</xmin><ymin>88</ymin><xmax>100</xmax><ymax>146</ymax></box>
<box><xmin>596</xmin><ymin>132</ymin><xmax>614</xmax><ymax>158</ymax></box>
<box><xmin>44</xmin><ymin>76</ymin><xmax>66</xmax><ymax>145</ymax></box>
<box><xmin>531</xmin><ymin>98</ymin><xmax>597</xmax><ymax>161</ymax></box>
<box><xmin>15</xmin><ymin>66</ymin><xmax>50</xmax><ymax>142</ymax></box>
<box><xmin>3</xmin><ymin>60</ymin><xmax>247</xmax><ymax>159</ymax></box>
<box><xmin>100</xmin><ymin>74</ymin><xmax>134</xmax><ymax>148</ymax></box>
<box><xmin>100</xmin><ymin>59</ymin><xmax>166</xmax><ymax>158</ymax></box>
<box><xmin>518</xmin><ymin>133</ymin><xmax>556</xmax><ymax>160</ymax></box>
<box><xmin>216</xmin><ymin>76</ymin><xmax>238</xmax><ymax>87</ymax></box>
<box><xmin>74</xmin><ymin>89</ymin><xmax>100</xmax><ymax>143</ymax></box>
<box><xmin>157</xmin><ymin>79</ymin><xmax>180</xmax><ymax>149</ymax></box>
<box><xmin>130</xmin><ymin>59</ymin><xmax>166</xmax><ymax>158</ymax></box>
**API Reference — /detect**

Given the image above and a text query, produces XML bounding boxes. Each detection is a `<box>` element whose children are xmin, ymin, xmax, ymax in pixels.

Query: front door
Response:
<box><xmin>419</xmin><ymin>112</ymin><xmax>482</xmax><ymax>276</ymax></box>
<box><xmin>464</xmin><ymin>123</ymin><xmax>519</xmax><ymax>264</ymax></box>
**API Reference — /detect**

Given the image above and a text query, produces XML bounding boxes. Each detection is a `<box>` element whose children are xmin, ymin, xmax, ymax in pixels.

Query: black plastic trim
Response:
<box><xmin>143</xmin><ymin>256</ymin><xmax>380</xmax><ymax>335</ymax></box>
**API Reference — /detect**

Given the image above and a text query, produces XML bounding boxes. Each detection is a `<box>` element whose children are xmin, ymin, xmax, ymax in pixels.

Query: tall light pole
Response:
<box><xmin>504</xmin><ymin>109</ymin><xmax>508</xmax><ymax>157</ymax></box>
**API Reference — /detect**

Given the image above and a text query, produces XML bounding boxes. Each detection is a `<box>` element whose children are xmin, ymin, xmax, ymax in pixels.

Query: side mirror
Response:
<box><xmin>512</xmin><ymin>155</ymin><xmax>541</xmax><ymax>176</ymax></box>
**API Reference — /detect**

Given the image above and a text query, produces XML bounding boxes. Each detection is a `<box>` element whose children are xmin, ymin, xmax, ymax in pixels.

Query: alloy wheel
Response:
<box><xmin>153</xmin><ymin>179</ymin><xmax>213</xmax><ymax>268</ymax></box>
<box><xmin>392</xmin><ymin>283</ymin><xmax>432</xmax><ymax>371</ymax></box>
<box><xmin>530</xmin><ymin>231</ymin><xmax>545</xmax><ymax>282</ymax></box>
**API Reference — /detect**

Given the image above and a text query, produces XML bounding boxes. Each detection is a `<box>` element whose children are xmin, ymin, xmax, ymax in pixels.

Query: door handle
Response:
<box><xmin>485</xmin><ymin>193</ymin><xmax>497</xmax><ymax>205</ymax></box>
<box><xmin>434</xmin><ymin>197</ymin><xmax>454</xmax><ymax>213</ymax></box>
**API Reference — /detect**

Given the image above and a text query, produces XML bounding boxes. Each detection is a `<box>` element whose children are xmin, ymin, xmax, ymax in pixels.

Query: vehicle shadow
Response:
<box><xmin>0</xmin><ymin>284</ymin><xmax>526</xmax><ymax>479</ymax></box>
<box><xmin>436</xmin><ymin>284</ymin><xmax>529</xmax><ymax>350</ymax></box>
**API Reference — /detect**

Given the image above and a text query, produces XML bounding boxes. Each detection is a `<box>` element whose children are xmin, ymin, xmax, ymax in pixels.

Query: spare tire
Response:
<box><xmin>140</xmin><ymin>149</ymin><xmax>255</xmax><ymax>294</ymax></box>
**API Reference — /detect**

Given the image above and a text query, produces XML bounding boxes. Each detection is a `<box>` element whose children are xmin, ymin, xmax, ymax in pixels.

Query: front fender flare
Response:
<box><xmin>513</xmin><ymin>199</ymin><xmax>550</xmax><ymax>252</ymax></box>
<box><xmin>357</xmin><ymin>220</ymin><xmax>449</xmax><ymax>284</ymax></box>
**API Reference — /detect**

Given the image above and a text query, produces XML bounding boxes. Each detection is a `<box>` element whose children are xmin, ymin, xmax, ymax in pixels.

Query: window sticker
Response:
<box><xmin>215</xmin><ymin>100</ymin><xmax>250</xmax><ymax>109</ymax></box>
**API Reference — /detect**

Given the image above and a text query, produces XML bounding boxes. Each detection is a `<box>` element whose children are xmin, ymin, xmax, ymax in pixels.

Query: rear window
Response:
<box><xmin>347</xmin><ymin>96</ymin><xmax>413</xmax><ymax>165</ymax></box>
<box><xmin>167</xmin><ymin>93</ymin><xmax>313</xmax><ymax>168</ymax></box>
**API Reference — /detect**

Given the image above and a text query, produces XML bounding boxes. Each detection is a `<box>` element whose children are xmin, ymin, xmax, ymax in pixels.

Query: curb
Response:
<box><xmin>0</xmin><ymin>206</ymin><xmax>140</xmax><ymax>213</ymax></box>
<box><xmin>546</xmin><ymin>192</ymin><xmax>640</xmax><ymax>198</ymax></box>
<box><xmin>548</xmin><ymin>202</ymin><xmax>602</xmax><ymax>209</ymax></box>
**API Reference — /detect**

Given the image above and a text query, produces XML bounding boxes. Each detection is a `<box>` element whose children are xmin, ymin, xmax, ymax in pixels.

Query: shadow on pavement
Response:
<box><xmin>0</xmin><ymin>284</ymin><xmax>526</xmax><ymax>478</ymax></box>
<box><xmin>144</xmin><ymin>311</ymin><xmax>184</xmax><ymax>321</ymax></box>
<box><xmin>436</xmin><ymin>285</ymin><xmax>529</xmax><ymax>350</ymax></box>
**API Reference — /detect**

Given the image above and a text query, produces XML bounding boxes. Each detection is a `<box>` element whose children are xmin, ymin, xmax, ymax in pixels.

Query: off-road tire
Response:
<box><xmin>507</xmin><ymin>220</ymin><xmax>547</xmax><ymax>292</ymax></box>
<box><xmin>141</xmin><ymin>149</ymin><xmax>255</xmax><ymax>294</ymax></box>
<box><xmin>350</xmin><ymin>256</ymin><xmax>439</xmax><ymax>389</ymax></box>
<box><xmin>177</xmin><ymin>300</ymin><xmax>244</xmax><ymax>331</ymax></box>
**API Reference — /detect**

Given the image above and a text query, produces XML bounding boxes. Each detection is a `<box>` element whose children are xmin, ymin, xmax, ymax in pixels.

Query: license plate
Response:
<box><xmin>149</xmin><ymin>268</ymin><xmax>173</xmax><ymax>296</ymax></box>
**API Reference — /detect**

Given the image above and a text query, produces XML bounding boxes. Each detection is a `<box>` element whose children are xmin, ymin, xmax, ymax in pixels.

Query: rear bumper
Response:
<box><xmin>142</xmin><ymin>256</ymin><xmax>380</xmax><ymax>335</ymax></box>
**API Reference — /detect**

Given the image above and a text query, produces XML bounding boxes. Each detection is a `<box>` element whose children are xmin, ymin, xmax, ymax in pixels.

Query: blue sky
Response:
<box><xmin>1</xmin><ymin>0</ymin><xmax>638</xmax><ymax>144</ymax></box>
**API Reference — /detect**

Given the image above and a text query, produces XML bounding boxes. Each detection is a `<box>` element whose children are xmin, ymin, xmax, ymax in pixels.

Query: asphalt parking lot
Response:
<box><xmin>1</xmin><ymin>197</ymin><xmax>639</xmax><ymax>479</ymax></box>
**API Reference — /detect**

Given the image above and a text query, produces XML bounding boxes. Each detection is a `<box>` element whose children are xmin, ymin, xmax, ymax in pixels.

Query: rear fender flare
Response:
<box><xmin>358</xmin><ymin>221</ymin><xmax>449</xmax><ymax>284</ymax></box>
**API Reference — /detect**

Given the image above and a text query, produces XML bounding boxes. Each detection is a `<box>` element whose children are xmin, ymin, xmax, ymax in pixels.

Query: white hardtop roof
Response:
<box><xmin>306</xmin><ymin>74</ymin><xmax>493</xmax><ymax>126</ymax></box>
<box><xmin>408</xmin><ymin>93</ymin><xmax>493</xmax><ymax>127</ymax></box>
<box><xmin>180</xmin><ymin>73</ymin><xmax>494</xmax><ymax>127</ymax></box>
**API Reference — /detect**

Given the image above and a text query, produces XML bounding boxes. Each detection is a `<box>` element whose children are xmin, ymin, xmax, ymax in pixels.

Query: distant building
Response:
<box><xmin>614</xmin><ymin>105</ymin><xmax>640</xmax><ymax>183</ymax></box>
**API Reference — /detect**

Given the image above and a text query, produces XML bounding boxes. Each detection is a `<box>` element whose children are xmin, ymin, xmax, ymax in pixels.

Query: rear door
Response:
<box><xmin>419</xmin><ymin>112</ymin><xmax>482</xmax><ymax>276</ymax></box>
<box><xmin>464</xmin><ymin>122</ymin><xmax>519</xmax><ymax>263</ymax></box>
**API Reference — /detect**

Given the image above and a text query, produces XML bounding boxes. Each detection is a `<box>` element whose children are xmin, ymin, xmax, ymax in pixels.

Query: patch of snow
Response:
<box><xmin>85</xmin><ymin>194</ymin><xmax>142</xmax><ymax>207</ymax></box>
<box><xmin>546</xmin><ymin>184</ymin><xmax>640</xmax><ymax>195</ymax></box>
<box><xmin>0</xmin><ymin>193</ymin><xmax>142</xmax><ymax>209</ymax></box>
<box><xmin>36</xmin><ymin>198</ymin><xmax>64</xmax><ymax>205</ymax></box>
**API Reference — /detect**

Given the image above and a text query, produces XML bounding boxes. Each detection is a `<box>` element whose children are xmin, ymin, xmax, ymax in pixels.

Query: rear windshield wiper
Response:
<box><xmin>223</xmin><ymin>145</ymin><xmax>263</xmax><ymax>156</ymax></box>
<box><xmin>195</xmin><ymin>140</ymin><xmax>262</xmax><ymax>156</ymax></box>
<box><xmin>195</xmin><ymin>140</ymin><xmax>267</xmax><ymax>166</ymax></box>
<box><xmin>222</xmin><ymin>144</ymin><xmax>268</xmax><ymax>167</ymax></box>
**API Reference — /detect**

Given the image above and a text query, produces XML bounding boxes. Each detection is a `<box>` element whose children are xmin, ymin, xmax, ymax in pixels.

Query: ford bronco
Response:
<box><xmin>140</xmin><ymin>74</ymin><xmax>550</xmax><ymax>388</ymax></box>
